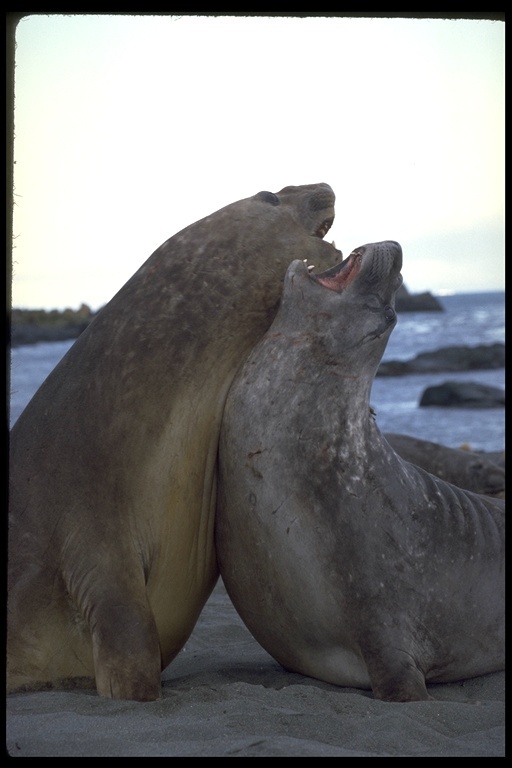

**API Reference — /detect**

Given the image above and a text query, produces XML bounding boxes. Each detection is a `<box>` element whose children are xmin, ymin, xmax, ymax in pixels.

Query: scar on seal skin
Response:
<box><xmin>8</xmin><ymin>183</ymin><xmax>340</xmax><ymax>701</ymax></box>
<box><xmin>216</xmin><ymin>241</ymin><xmax>504</xmax><ymax>702</ymax></box>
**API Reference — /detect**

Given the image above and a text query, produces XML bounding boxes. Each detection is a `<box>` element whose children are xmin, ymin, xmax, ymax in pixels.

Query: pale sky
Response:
<box><xmin>11</xmin><ymin>14</ymin><xmax>505</xmax><ymax>310</ymax></box>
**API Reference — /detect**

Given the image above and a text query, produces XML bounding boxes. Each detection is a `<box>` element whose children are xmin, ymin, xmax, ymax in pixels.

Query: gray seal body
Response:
<box><xmin>216</xmin><ymin>241</ymin><xmax>505</xmax><ymax>702</ymax></box>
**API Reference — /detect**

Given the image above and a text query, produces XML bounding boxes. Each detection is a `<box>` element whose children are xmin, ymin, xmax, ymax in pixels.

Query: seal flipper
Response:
<box><xmin>361</xmin><ymin>642</ymin><xmax>432</xmax><ymax>702</ymax></box>
<box><xmin>88</xmin><ymin>597</ymin><xmax>161</xmax><ymax>701</ymax></box>
<box><xmin>72</xmin><ymin>568</ymin><xmax>162</xmax><ymax>701</ymax></box>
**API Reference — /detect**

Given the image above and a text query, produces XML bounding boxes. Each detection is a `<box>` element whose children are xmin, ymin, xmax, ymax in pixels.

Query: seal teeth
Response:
<box><xmin>315</xmin><ymin>217</ymin><xmax>334</xmax><ymax>239</ymax></box>
<box><xmin>308</xmin><ymin>264</ymin><xmax>315</xmax><ymax>272</ymax></box>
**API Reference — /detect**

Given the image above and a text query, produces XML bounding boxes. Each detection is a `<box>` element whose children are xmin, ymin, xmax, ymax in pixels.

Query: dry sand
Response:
<box><xmin>6</xmin><ymin>579</ymin><xmax>504</xmax><ymax>757</ymax></box>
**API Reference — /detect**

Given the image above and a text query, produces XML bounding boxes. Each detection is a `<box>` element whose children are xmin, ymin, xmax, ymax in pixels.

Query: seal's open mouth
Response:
<box><xmin>307</xmin><ymin>241</ymin><xmax>403</xmax><ymax>293</ymax></box>
<box><xmin>309</xmin><ymin>248</ymin><xmax>363</xmax><ymax>292</ymax></box>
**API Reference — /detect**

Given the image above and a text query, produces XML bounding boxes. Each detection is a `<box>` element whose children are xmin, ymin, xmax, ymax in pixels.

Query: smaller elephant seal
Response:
<box><xmin>383</xmin><ymin>433</ymin><xmax>505</xmax><ymax>497</ymax></box>
<box><xmin>8</xmin><ymin>183</ymin><xmax>341</xmax><ymax>701</ymax></box>
<box><xmin>216</xmin><ymin>241</ymin><xmax>505</xmax><ymax>702</ymax></box>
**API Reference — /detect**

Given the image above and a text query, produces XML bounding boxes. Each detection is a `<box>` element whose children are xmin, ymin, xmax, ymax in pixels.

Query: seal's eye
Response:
<box><xmin>257</xmin><ymin>191</ymin><xmax>280</xmax><ymax>206</ymax></box>
<box><xmin>384</xmin><ymin>305</ymin><xmax>396</xmax><ymax>322</ymax></box>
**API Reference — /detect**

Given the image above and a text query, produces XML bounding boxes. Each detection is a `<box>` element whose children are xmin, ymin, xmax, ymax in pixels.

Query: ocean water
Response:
<box><xmin>8</xmin><ymin>291</ymin><xmax>505</xmax><ymax>452</ymax></box>
<box><xmin>371</xmin><ymin>291</ymin><xmax>505</xmax><ymax>451</ymax></box>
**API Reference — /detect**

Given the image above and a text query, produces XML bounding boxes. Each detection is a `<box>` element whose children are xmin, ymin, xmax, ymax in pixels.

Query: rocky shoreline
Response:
<box><xmin>377</xmin><ymin>342</ymin><xmax>505</xmax><ymax>376</ymax></box>
<box><xmin>10</xmin><ymin>304</ymin><xmax>97</xmax><ymax>347</ymax></box>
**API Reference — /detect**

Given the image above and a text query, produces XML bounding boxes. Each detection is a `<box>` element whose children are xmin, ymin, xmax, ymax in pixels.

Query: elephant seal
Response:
<box><xmin>8</xmin><ymin>183</ymin><xmax>340</xmax><ymax>701</ymax></box>
<box><xmin>216</xmin><ymin>241</ymin><xmax>505</xmax><ymax>702</ymax></box>
<box><xmin>383</xmin><ymin>433</ymin><xmax>505</xmax><ymax>497</ymax></box>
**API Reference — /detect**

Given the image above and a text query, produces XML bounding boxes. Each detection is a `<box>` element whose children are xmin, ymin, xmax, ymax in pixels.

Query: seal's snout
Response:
<box><xmin>358</xmin><ymin>240</ymin><xmax>402</xmax><ymax>291</ymax></box>
<box><xmin>372</xmin><ymin>240</ymin><xmax>402</xmax><ymax>265</ymax></box>
<box><xmin>307</xmin><ymin>240</ymin><xmax>403</xmax><ymax>295</ymax></box>
<box><xmin>383</xmin><ymin>240</ymin><xmax>403</xmax><ymax>271</ymax></box>
<box><xmin>275</xmin><ymin>183</ymin><xmax>336</xmax><ymax>242</ymax></box>
<box><xmin>387</xmin><ymin>241</ymin><xmax>403</xmax><ymax>286</ymax></box>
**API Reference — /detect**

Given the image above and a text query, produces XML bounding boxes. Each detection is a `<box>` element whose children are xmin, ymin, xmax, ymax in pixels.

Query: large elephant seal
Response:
<box><xmin>8</xmin><ymin>183</ymin><xmax>341</xmax><ymax>701</ymax></box>
<box><xmin>216</xmin><ymin>242</ymin><xmax>505</xmax><ymax>702</ymax></box>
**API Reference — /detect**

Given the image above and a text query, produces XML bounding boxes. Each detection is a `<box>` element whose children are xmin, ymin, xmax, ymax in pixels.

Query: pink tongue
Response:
<box><xmin>316</xmin><ymin>252</ymin><xmax>361</xmax><ymax>293</ymax></box>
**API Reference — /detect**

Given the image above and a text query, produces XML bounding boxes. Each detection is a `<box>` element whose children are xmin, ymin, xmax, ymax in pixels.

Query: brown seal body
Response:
<box><xmin>8</xmin><ymin>184</ymin><xmax>340</xmax><ymax>700</ymax></box>
<box><xmin>216</xmin><ymin>242</ymin><xmax>505</xmax><ymax>702</ymax></box>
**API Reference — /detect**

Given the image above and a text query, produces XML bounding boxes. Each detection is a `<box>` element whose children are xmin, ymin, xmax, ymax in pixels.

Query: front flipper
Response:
<box><xmin>361</xmin><ymin>639</ymin><xmax>433</xmax><ymax>702</ymax></box>
<box><xmin>69</xmin><ymin>563</ymin><xmax>162</xmax><ymax>701</ymax></box>
<box><xmin>90</xmin><ymin>597</ymin><xmax>162</xmax><ymax>701</ymax></box>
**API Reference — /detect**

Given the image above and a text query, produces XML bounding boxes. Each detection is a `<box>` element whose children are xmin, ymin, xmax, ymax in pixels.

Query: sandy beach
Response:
<box><xmin>6</xmin><ymin>579</ymin><xmax>504</xmax><ymax>757</ymax></box>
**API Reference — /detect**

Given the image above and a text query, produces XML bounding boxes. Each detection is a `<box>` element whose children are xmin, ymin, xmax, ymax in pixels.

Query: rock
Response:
<box><xmin>419</xmin><ymin>380</ymin><xmax>505</xmax><ymax>408</ymax></box>
<box><xmin>394</xmin><ymin>284</ymin><xmax>444</xmax><ymax>312</ymax></box>
<box><xmin>10</xmin><ymin>305</ymin><xmax>96</xmax><ymax>347</ymax></box>
<box><xmin>10</xmin><ymin>322</ymin><xmax>90</xmax><ymax>346</ymax></box>
<box><xmin>377</xmin><ymin>343</ymin><xmax>505</xmax><ymax>376</ymax></box>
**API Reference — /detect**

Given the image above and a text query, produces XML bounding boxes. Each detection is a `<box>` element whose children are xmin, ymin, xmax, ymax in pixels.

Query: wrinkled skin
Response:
<box><xmin>8</xmin><ymin>183</ymin><xmax>341</xmax><ymax>701</ymax></box>
<box><xmin>216</xmin><ymin>242</ymin><xmax>505</xmax><ymax>702</ymax></box>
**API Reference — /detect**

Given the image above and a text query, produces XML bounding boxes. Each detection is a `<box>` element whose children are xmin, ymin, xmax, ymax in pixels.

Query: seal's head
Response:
<box><xmin>275</xmin><ymin>240</ymin><xmax>403</xmax><ymax>375</ymax></box>
<box><xmin>269</xmin><ymin>183</ymin><xmax>335</xmax><ymax>239</ymax></box>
